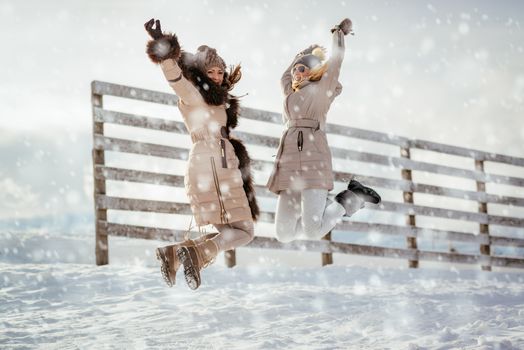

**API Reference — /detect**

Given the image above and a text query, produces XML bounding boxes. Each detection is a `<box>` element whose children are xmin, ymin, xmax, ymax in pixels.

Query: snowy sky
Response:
<box><xmin>1</xmin><ymin>0</ymin><xmax>523</xmax><ymax>223</ymax></box>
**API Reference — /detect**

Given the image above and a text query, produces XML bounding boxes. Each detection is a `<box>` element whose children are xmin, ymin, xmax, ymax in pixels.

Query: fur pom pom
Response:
<box><xmin>312</xmin><ymin>47</ymin><xmax>326</xmax><ymax>61</ymax></box>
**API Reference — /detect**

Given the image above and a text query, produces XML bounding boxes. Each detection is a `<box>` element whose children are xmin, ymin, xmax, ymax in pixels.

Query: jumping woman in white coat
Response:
<box><xmin>144</xmin><ymin>19</ymin><xmax>259</xmax><ymax>290</ymax></box>
<box><xmin>267</xmin><ymin>18</ymin><xmax>381</xmax><ymax>243</ymax></box>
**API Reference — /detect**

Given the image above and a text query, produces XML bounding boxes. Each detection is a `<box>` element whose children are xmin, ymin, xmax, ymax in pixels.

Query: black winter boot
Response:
<box><xmin>347</xmin><ymin>179</ymin><xmax>381</xmax><ymax>204</ymax></box>
<box><xmin>335</xmin><ymin>190</ymin><xmax>365</xmax><ymax>217</ymax></box>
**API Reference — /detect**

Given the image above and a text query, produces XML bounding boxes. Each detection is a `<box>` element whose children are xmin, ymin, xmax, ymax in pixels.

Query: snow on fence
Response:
<box><xmin>91</xmin><ymin>80</ymin><xmax>524</xmax><ymax>270</ymax></box>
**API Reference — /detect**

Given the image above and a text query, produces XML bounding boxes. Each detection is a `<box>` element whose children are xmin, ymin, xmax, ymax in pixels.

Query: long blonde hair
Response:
<box><xmin>309</xmin><ymin>46</ymin><xmax>328</xmax><ymax>81</ymax></box>
<box><xmin>308</xmin><ymin>63</ymin><xmax>328</xmax><ymax>82</ymax></box>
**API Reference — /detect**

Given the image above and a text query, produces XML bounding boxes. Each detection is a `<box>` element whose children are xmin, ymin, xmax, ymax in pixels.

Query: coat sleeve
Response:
<box><xmin>280</xmin><ymin>59</ymin><xmax>296</xmax><ymax>123</ymax></box>
<box><xmin>320</xmin><ymin>29</ymin><xmax>346</xmax><ymax>93</ymax></box>
<box><xmin>160</xmin><ymin>59</ymin><xmax>202</xmax><ymax>106</ymax></box>
<box><xmin>281</xmin><ymin>59</ymin><xmax>295</xmax><ymax>96</ymax></box>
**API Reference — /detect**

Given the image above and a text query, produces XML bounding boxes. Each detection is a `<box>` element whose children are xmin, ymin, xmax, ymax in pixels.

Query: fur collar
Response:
<box><xmin>177</xmin><ymin>53</ymin><xmax>240</xmax><ymax>133</ymax></box>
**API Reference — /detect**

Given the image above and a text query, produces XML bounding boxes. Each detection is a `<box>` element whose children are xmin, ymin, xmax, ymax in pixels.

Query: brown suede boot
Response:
<box><xmin>155</xmin><ymin>233</ymin><xmax>218</xmax><ymax>287</ymax></box>
<box><xmin>176</xmin><ymin>239</ymin><xmax>219</xmax><ymax>290</ymax></box>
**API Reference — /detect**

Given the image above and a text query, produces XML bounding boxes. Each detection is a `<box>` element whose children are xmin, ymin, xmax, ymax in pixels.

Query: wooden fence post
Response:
<box><xmin>401</xmin><ymin>146</ymin><xmax>419</xmax><ymax>268</ymax></box>
<box><xmin>475</xmin><ymin>159</ymin><xmax>491</xmax><ymax>271</ymax></box>
<box><xmin>321</xmin><ymin>232</ymin><xmax>333</xmax><ymax>266</ymax></box>
<box><xmin>92</xmin><ymin>83</ymin><xmax>108</xmax><ymax>266</ymax></box>
<box><xmin>224</xmin><ymin>249</ymin><xmax>236</xmax><ymax>268</ymax></box>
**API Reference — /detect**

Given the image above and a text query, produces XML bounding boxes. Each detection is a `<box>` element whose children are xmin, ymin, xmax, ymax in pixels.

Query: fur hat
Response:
<box><xmin>194</xmin><ymin>45</ymin><xmax>226</xmax><ymax>72</ymax></box>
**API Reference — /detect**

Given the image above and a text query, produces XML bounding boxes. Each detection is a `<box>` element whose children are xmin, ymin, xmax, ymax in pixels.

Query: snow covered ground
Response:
<box><xmin>1</xmin><ymin>231</ymin><xmax>524</xmax><ymax>349</ymax></box>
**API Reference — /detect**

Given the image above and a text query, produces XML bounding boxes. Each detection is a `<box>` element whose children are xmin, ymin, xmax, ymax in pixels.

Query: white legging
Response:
<box><xmin>212</xmin><ymin>220</ymin><xmax>255</xmax><ymax>251</ymax></box>
<box><xmin>275</xmin><ymin>189</ymin><xmax>357</xmax><ymax>243</ymax></box>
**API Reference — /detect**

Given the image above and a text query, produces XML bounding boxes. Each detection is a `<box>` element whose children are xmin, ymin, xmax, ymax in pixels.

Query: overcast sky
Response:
<box><xmin>1</xmin><ymin>0</ymin><xmax>523</xmax><ymax>224</ymax></box>
<box><xmin>2</xmin><ymin>0</ymin><xmax>523</xmax><ymax>147</ymax></box>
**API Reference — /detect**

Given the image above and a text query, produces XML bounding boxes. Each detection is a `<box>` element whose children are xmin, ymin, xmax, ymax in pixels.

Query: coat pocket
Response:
<box><xmin>311</xmin><ymin>130</ymin><xmax>329</xmax><ymax>153</ymax></box>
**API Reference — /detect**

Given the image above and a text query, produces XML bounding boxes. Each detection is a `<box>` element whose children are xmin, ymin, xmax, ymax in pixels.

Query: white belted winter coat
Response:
<box><xmin>267</xmin><ymin>30</ymin><xmax>346</xmax><ymax>194</ymax></box>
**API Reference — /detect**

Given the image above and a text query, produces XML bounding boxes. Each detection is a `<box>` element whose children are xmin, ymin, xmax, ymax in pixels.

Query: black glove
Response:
<box><xmin>144</xmin><ymin>18</ymin><xmax>163</xmax><ymax>40</ymax></box>
<box><xmin>331</xmin><ymin>18</ymin><xmax>354</xmax><ymax>35</ymax></box>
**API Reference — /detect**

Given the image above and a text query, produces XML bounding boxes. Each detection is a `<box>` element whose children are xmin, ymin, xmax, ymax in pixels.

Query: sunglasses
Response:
<box><xmin>292</xmin><ymin>65</ymin><xmax>308</xmax><ymax>73</ymax></box>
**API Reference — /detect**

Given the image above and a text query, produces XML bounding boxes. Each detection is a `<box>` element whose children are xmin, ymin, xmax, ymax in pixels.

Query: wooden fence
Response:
<box><xmin>91</xmin><ymin>80</ymin><xmax>524</xmax><ymax>271</ymax></box>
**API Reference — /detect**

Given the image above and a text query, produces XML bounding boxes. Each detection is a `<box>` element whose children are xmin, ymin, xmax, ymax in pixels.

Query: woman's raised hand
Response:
<box><xmin>144</xmin><ymin>18</ymin><xmax>163</xmax><ymax>39</ymax></box>
<box><xmin>331</xmin><ymin>18</ymin><xmax>354</xmax><ymax>35</ymax></box>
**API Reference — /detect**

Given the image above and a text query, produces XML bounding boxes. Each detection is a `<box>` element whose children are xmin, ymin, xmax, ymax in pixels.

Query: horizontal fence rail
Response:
<box><xmin>95</xmin><ymin>108</ymin><xmax>524</xmax><ymax>187</ymax></box>
<box><xmin>94</xmin><ymin>194</ymin><xmax>524</xmax><ymax>247</ymax></box>
<box><xmin>92</xmin><ymin>80</ymin><xmax>524</xmax><ymax>270</ymax></box>
<box><xmin>93</xmin><ymin>133</ymin><xmax>524</xmax><ymax>210</ymax></box>
<box><xmin>92</xmin><ymin>81</ymin><xmax>524</xmax><ymax>165</ymax></box>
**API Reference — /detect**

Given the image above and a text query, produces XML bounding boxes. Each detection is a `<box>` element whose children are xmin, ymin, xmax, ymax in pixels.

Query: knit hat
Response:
<box><xmin>294</xmin><ymin>54</ymin><xmax>321</xmax><ymax>69</ymax></box>
<box><xmin>291</xmin><ymin>47</ymin><xmax>328</xmax><ymax>90</ymax></box>
<box><xmin>294</xmin><ymin>47</ymin><xmax>326</xmax><ymax>69</ymax></box>
<box><xmin>194</xmin><ymin>45</ymin><xmax>226</xmax><ymax>72</ymax></box>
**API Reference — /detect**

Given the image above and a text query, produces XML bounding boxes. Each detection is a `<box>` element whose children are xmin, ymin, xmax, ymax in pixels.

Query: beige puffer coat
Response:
<box><xmin>267</xmin><ymin>30</ymin><xmax>345</xmax><ymax>194</ymax></box>
<box><xmin>160</xmin><ymin>59</ymin><xmax>253</xmax><ymax>226</ymax></box>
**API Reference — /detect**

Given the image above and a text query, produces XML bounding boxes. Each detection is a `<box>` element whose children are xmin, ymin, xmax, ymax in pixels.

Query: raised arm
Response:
<box><xmin>144</xmin><ymin>19</ymin><xmax>202</xmax><ymax>105</ymax></box>
<box><xmin>281</xmin><ymin>59</ymin><xmax>295</xmax><ymax>96</ymax></box>
<box><xmin>321</xmin><ymin>18</ymin><xmax>352</xmax><ymax>90</ymax></box>
<box><xmin>326</xmin><ymin>30</ymin><xmax>345</xmax><ymax>78</ymax></box>
<box><xmin>159</xmin><ymin>59</ymin><xmax>202</xmax><ymax>105</ymax></box>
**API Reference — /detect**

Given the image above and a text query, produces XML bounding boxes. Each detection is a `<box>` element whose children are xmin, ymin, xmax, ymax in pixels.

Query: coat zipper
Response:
<box><xmin>297</xmin><ymin>130</ymin><xmax>303</xmax><ymax>171</ymax></box>
<box><xmin>210</xmin><ymin>156</ymin><xmax>228</xmax><ymax>224</ymax></box>
<box><xmin>220</xmin><ymin>139</ymin><xmax>227</xmax><ymax>168</ymax></box>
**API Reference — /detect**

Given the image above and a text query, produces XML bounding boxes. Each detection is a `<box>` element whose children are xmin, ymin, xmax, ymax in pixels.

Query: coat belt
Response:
<box><xmin>267</xmin><ymin>119</ymin><xmax>324</xmax><ymax>191</ymax></box>
<box><xmin>190</xmin><ymin>126</ymin><xmax>229</xmax><ymax>143</ymax></box>
<box><xmin>286</xmin><ymin>119</ymin><xmax>320</xmax><ymax>130</ymax></box>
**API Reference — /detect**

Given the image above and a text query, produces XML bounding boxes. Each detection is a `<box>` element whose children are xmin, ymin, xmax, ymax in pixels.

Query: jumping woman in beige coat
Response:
<box><xmin>267</xmin><ymin>18</ymin><xmax>381</xmax><ymax>243</ymax></box>
<box><xmin>144</xmin><ymin>19</ymin><xmax>259</xmax><ymax>290</ymax></box>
